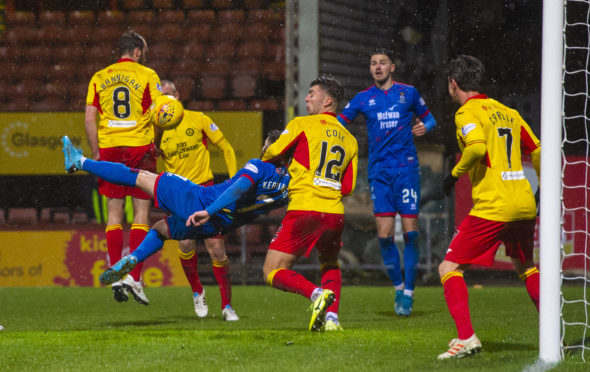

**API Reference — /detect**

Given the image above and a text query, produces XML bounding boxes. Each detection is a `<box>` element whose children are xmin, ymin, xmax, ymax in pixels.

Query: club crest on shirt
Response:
<box><xmin>186</xmin><ymin>128</ymin><xmax>194</xmax><ymax>136</ymax></box>
<box><xmin>369</xmin><ymin>99</ymin><xmax>376</xmax><ymax>106</ymax></box>
<box><xmin>399</xmin><ymin>92</ymin><xmax>406</xmax><ymax>104</ymax></box>
<box><xmin>156</xmin><ymin>83</ymin><xmax>162</xmax><ymax>92</ymax></box>
<box><xmin>210</xmin><ymin>123</ymin><xmax>219</xmax><ymax>131</ymax></box>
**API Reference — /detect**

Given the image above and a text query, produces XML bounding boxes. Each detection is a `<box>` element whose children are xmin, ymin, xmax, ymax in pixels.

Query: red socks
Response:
<box><xmin>179</xmin><ymin>248</ymin><xmax>204</xmax><ymax>295</ymax></box>
<box><xmin>106</xmin><ymin>224</ymin><xmax>123</xmax><ymax>266</ymax></box>
<box><xmin>520</xmin><ymin>267</ymin><xmax>540</xmax><ymax>311</ymax></box>
<box><xmin>442</xmin><ymin>271</ymin><xmax>474</xmax><ymax>340</ymax></box>
<box><xmin>128</xmin><ymin>224</ymin><xmax>148</xmax><ymax>281</ymax></box>
<box><xmin>267</xmin><ymin>268</ymin><xmax>316</xmax><ymax>299</ymax></box>
<box><xmin>321</xmin><ymin>262</ymin><xmax>341</xmax><ymax>314</ymax></box>
<box><xmin>213</xmin><ymin>258</ymin><xmax>232</xmax><ymax>309</ymax></box>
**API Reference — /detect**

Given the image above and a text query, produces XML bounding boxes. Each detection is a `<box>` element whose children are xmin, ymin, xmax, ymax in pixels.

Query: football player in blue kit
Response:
<box><xmin>61</xmin><ymin>131</ymin><xmax>289</xmax><ymax>287</ymax></box>
<box><xmin>337</xmin><ymin>48</ymin><xmax>437</xmax><ymax>316</ymax></box>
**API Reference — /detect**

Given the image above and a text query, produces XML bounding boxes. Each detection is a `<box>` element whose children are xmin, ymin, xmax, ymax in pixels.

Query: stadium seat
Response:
<box><xmin>0</xmin><ymin>60</ymin><xmax>16</xmax><ymax>82</ymax></box>
<box><xmin>170</xmin><ymin>76</ymin><xmax>197</xmax><ymax>100</ymax></box>
<box><xmin>152</xmin><ymin>0</ymin><xmax>176</xmax><ymax>9</ymax></box>
<box><xmin>237</xmin><ymin>41</ymin><xmax>266</xmax><ymax>59</ymax></box>
<box><xmin>47</xmin><ymin>62</ymin><xmax>78</xmax><ymax>82</ymax></box>
<box><xmin>128</xmin><ymin>24</ymin><xmax>153</xmax><ymax>40</ymax></box>
<box><xmin>199</xmin><ymin>57</ymin><xmax>232</xmax><ymax>75</ymax></box>
<box><xmin>85</xmin><ymin>45</ymin><xmax>117</xmax><ymax>65</ymax></box>
<box><xmin>241</xmin><ymin>23</ymin><xmax>270</xmax><ymax>41</ymax></box>
<box><xmin>232</xmin><ymin>58</ymin><xmax>261</xmax><ymax>75</ymax></box>
<box><xmin>68</xmin><ymin>11</ymin><xmax>96</xmax><ymax>26</ymax></box>
<box><xmin>53</xmin><ymin>44</ymin><xmax>85</xmax><ymax>64</ymax></box>
<box><xmin>22</xmin><ymin>45</ymin><xmax>53</xmax><ymax>63</ymax></box>
<box><xmin>183</xmin><ymin>24</ymin><xmax>211</xmax><ymax>42</ymax></box>
<box><xmin>231</xmin><ymin>74</ymin><xmax>258</xmax><ymax>98</ymax></box>
<box><xmin>61</xmin><ymin>25</ymin><xmax>93</xmax><ymax>46</ymax></box>
<box><xmin>148</xmin><ymin>58</ymin><xmax>170</xmax><ymax>77</ymax></box>
<box><xmin>127</xmin><ymin>10</ymin><xmax>156</xmax><ymax>25</ymax></box>
<box><xmin>181</xmin><ymin>41</ymin><xmax>206</xmax><ymax>60</ymax></box>
<box><xmin>37</xmin><ymin>25</ymin><xmax>65</xmax><ymax>45</ymax></box>
<box><xmin>210</xmin><ymin>0</ymin><xmax>235</xmax><ymax>9</ymax></box>
<box><xmin>198</xmin><ymin>75</ymin><xmax>227</xmax><ymax>100</ymax></box>
<box><xmin>14</xmin><ymin>79</ymin><xmax>42</xmax><ymax>101</ymax></box>
<box><xmin>247</xmin><ymin>9</ymin><xmax>283</xmax><ymax>24</ymax></box>
<box><xmin>153</xmin><ymin>24</ymin><xmax>185</xmax><ymax>42</ymax></box>
<box><xmin>96</xmin><ymin>10</ymin><xmax>125</xmax><ymax>26</ymax></box>
<box><xmin>249</xmin><ymin>98</ymin><xmax>280</xmax><ymax>111</ymax></box>
<box><xmin>121</xmin><ymin>0</ymin><xmax>148</xmax><ymax>10</ymax></box>
<box><xmin>209</xmin><ymin>23</ymin><xmax>242</xmax><ymax>42</ymax></box>
<box><xmin>186</xmin><ymin>100</ymin><xmax>215</xmax><ymax>111</ymax></box>
<box><xmin>217</xmin><ymin>9</ymin><xmax>245</xmax><ymax>24</ymax></box>
<box><xmin>186</xmin><ymin>10</ymin><xmax>216</xmax><ymax>25</ymax></box>
<box><xmin>263</xmin><ymin>62</ymin><xmax>285</xmax><ymax>81</ymax></box>
<box><xmin>157</xmin><ymin>9</ymin><xmax>185</xmax><ymax>24</ymax></box>
<box><xmin>30</xmin><ymin>96</ymin><xmax>68</xmax><ymax>112</ymax></box>
<box><xmin>4</xmin><ymin>26</ymin><xmax>38</xmax><ymax>46</ymax></box>
<box><xmin>181</xmin><ymin>0</ymin><xmax>207</xmax><ymax>9</ymax></box>
<box><xmin>38</xmin><ymin>10</ymin><xmax>67</xmax><ymax>26</ymax></box>
<box><xmin>7</xmin><ymin>208</ymin><xmax>38</xmax><ymax>225</ymax></box>
<box><xmin>217</xmin><ymin>99</ymin><xmax>248</xmax><ymax>111</ymax></box>
<box><xmin>79</xmin><ymin>62</ymin><xmax>104</xmax><ymax>81</ymax></box>
<box><xmin>4</xmin><ymin>97</ymin><xmax>32</xmax><ymax>111</ymax></box>
<box><xmin>90</xmin><ymin>27</ymin><xmax>124</xmax><ymax>46</ymax></box>
<box><xmin>149</xmin><ymin>41</ymin><xmax>176</xmax><ymax>61</ymax></box>
<box><xmin>242</xmin><ymin>0</ymin><xmax>266</xmax><ymax>9</ymax></box>
<box><xmin>265</xmin><ymin>43</ymin><xmax>285</xmax><ymax>62</ymax></box>
<box><xmin>19</xmin><ymin>64</ymin><xmax>48</xmax><ymax>82</ymax></box>
<box><xmin>209</xmin><ymin>41</ymin><xmax>236</xmax><ymax>59</ymax></box>
<box><xmin>175</xmin><ymin>58</ymin><xmax>201</xmax><ymax>77</ymax></box>
<box><xmin>268</xmin><ymin>24</ymin><xmax>285</xmax><ymax>42</ymax></box>
<box><xmin>5</xmin><ymin>11</ymin><xmax>35</xmax><ymax>26</ymax></box>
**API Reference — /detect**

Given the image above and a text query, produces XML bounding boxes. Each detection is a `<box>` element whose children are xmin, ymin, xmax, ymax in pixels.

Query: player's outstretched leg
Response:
<box><xmin>122</xmin><ymin>274</ymin><xmax>149</xmax><ymax>305</ymax></box>
<box><xmin>309</xmin><ymin>289</ymin><xmax>335</xmax><ymax>331</ymax></box>
<box><xmin>111</xmin><ymin>280</ymin><xmax>129</xmax><ymax>302</ymax></box>
<box><xmin>222</xmin><ymin>305</ymin><xmax>239</xmax><ymax>321</ymax></box>
<box><xmin>100</xmin><ymin>255</ymin><xmax>138</xmax><ymax>285</ymax></box>
<box><xmin>62</xmin><ymin>136</ymin><xmax>83</xmax><ymax>173</ymax></box>
<box><xmin>437</xmin><ymin>334</ymin><xmax>482</xmax><ymax>360</ymax></box>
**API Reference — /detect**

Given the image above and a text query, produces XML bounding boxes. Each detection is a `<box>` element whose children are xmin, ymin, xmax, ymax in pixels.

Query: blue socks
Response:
<box><xmin>131</xmin><ymin>229</ymin><xmax>165</xmax><ymax>262</ymax></box>
<box><xmin>403</xmin><ymin>231</ymin><xmax>419</xmax><ymax>291</ymax></box>
<box><xmin>82</xmin><ymin>159</ymin><xmax>139</xmax><ymax>187</ymax></box>
<box><xmin>379</xmin><ymin>237</ymin><xmax>402</xmax><ymax>287</ymax></box>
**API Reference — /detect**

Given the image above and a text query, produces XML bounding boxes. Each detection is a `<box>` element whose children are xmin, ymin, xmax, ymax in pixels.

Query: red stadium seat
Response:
<box><xmin>14</xmin><ymin>79</ymin><xmax>43</xmax><ymax>101</ymax></box>
<box><xmin>31</xmin><ymin>96</ymin><xmax>68</xmax><ymax>112</ymax></box>
<box><xmin>4</xmin><ymin>97</ymin><xmax>32</xmax><ymax>111</ymax></box>
<box><xmin>198</xmin><ymin>75</ymin><xmax>227</xmax><ymax>100</ymax></box>
<box><xmin>186</xmin><ymin>100</ymin><xmax>215</xmax><ymax>111</ymax></box>
<box><xmin>19</xmin><ymin>63</ymin><xmax>49</xmax><ymax>82</ymax></box>
<box><xmin>186</xmin><ymin>10</ymin><xmax>216</xmax><ymax>25</ymax></box>
<box><xmin>121</xmin><ymin>0</ymin><xmax>148</xmax><ymax>10</ymax></box>
<box><xmin>231</xmin><ymin>74</ymin><xmax>258</xmax><ymax>99</ymax></box>
<box><xmin>209</xmin><ymin>23</ymin><xmax>242</xmax><ymax>42</ymax></box>
<box><xmin>127</xmin><ymin>10</ymin><xmax>156</xmax><ymax>25</ymax></box>
<box><xmin>241</xmin><ymin>23</ymin><xmax>270</xmax><ymax>41</ymax></box>
<box><xmin>152</xmin><ymin>0</ymin><xmax>176</xmax><ymax>9</ymax></box>
<box><xmin>181</xmin><ymin>41</ymin><xmax>206</xmax><ymax>60</ymax></box>
<box><xmin>4</xmin><ymin>26</ymin><xmax>38</xmax><ymax>46</ymax></box>
<box><xmin>157</xmin><ymin>10</ymin><xmax>185</xmax><ymax>24</ymax></box>
<box><xmin>53</xmin><ymin>45</ymin><xmax>85</xmax><ymax>64</ymax></box>
<box><xmin>69</xmin><ymin>82</ymin><xmax>90</xmax><ymax>104</ymax></box>
<box><xmin>153</xmin><ymin>24</ymin><xmax>184</xmax><ymax>42</ymax></box>
<box><xmin>242</xmin><ymin>0</ymin><xmax>266</xmax><ymax>9</ymax></box>
<box><xmin>61</xmin><ymin>26</ymin><xmax>93</xmax><ymax>46</ymax></box>
<box><xmin>183</xmin><ymin>24</ymin><xmax>211</xmax><ymax>43</ymax></box>
<box><xmin>5</xmin><ymin>11</ymin><xmax>35</xmax><ymax>26</ymax></box>
<box><xmin>237</xmin><ymin>41</ymin><xmax>265</xmax><ymax>59</ymax></box>
<box><xmin>68</xmin><ymin>11</ymin><xmax>96</xmax><ymax>27</ymax></box>
<box><xmin>175</xmin><ymin>59</ymin><xmax>201</xmax><ymax>77</ymax></box>
<box><xmin>128</xmin><ymin>24</ymin><xmax>154</xmax><ymax>40</ymax></box>
<box><xmin>22</xmin><ymin>45</ymin><xmax>53</xmax><ymax>63</ymax></box>
<box><xmin>85</xmin><ymin>45</ymin><xmax>117</xmax><ymax>65</ymax></box>
<box><xmin>149</xmin><ymin>42</ymin><xmax>176</xmax><ymax>61</ymax></box>
<box><xmin>7</xmin><ymin>208</ymin><xmax>38</xmax><ymax>225</ymax></box>
<box><xmin>265</xmin><ymin>43</ymin><xmax>285</xmax><ymax>62</ymax></box>
<box><xmin>181</xmin><ymin>0</ymin><xmax>207</xmax><ymax>9</ymax></box>
<box><xmin>47</xmin><ymin>62</ymin><xmax>79</xmax><ymax>82</ymax></box>
<box><xmin>0</xmin><ymin>60</ymin><xmax>17</xmax><ymax>82</ymax></box>
<box><xmin>209</xmin><ymin>41</ymin><xmax>236</xmax><ymax>59</ymax></box>
<box><xmin>217</xmin><ymin>99</ymin><xmax>247</xmax><ymax>111</ymax></box>
<box><xmin>38</xmin><ymin>11</ymin><xmax>67</xmax><ymax>26</ymax></box>
<box><xmin>37</xmin><ymin>25</ymin><xmax>66</xmax><ymax>46</ymax></box>
<box><xmin>96</xmin><ymin>10</ymin><xmax>125</xmax><ymax>26</ymax></box>
<box><xmin>217</xmin><ymin>9</ymin><xmax>245</xmax><ymax>24</ymax></box>
<box><xmin>232</xmin><ymin>58</ymin><xmax>261</xmax><ymax>75</ymax></box>
<box><xmin>148</xmin><ymin>58</ymin><xmax>171</xmax><ymax>78</ymax></box>
<box><xmin>249</xmin><ymin>98</ymin><xmax>280</xmax><ymax>111</ymax></box>
<box><xmin>268</xmin><ymin>24</ymin><xmax>285</xmax><ymax>42</ymax></box>
<box><xmin>210</xmin><ymin>0</ymin><xmax>234</xmax><ymax>9</ymax></box>
<box><xmin>89</xmin><ymin>27</ymin><xmax>124</xmax><ymax>46</ymax></box>
<box><xmin>170</xmin><ymin>76</ymin><xmax>197</xmax><ymax>100</ymax></box>
<box><xmin>79</xmin><ymin>62</ymin><xmax>105</xmax><ymax>82</ymax></box>
<box><xmin>263</xmin><ymin>62</ymin><xmax>285</xmax><ymax>81</ymax></box>
<box><xmin>200</xmin><ymin>57</ymin><xmax>232</xmax><ymax>75</ymax></box>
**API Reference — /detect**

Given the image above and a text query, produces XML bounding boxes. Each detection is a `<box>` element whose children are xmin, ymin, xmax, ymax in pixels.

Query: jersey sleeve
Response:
<box><xmin>412</xmin><ymin>88</ymin><xmax>430</xmax><ymax>118</ymax></box>
<box><xmin>337</xmin><ymin>94</ymin><xmax>361</xmax><ymax>126</ymax></box>
<box><xmin>262</xmin><ymin>119</ymin><xmax>305</xmax><ymax>165</ymax></box>
<box><xmin>341</xmin><ymin>149</ymin><xmax>358</xmax><ymax>196</ymax></box>
<box><xmin>202</xmin><ymin>114</ymin><xmax>237</xmax><ymax>177</ymax></box>
<box><xmin>517</xmin><ymin>113</ymin><xmax>541</xmax><ymax>155</ymax></box>
<box><xmin>455</xmin><ymin>110</ymin><xmax>486</xmax><ymax>147</ymax></box>
<box><xmin>86</xmin><ymin>75</ymin><xmax>100</xmax><ymax>109</ymax></box>
<box><xmin>233</xmin><ymin>158</ymin><xmax>267</xmax><ymax>185</ymax></box>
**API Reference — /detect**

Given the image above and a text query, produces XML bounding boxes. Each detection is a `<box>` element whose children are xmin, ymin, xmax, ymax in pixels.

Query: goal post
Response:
<box><xmin>539</xmin><ymin>0</ymin><xmax>564</xmax><ymax>364</ymax></box>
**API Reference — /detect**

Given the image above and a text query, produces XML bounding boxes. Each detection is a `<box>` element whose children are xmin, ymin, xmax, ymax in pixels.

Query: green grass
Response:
<box><xmin>0</xmin><ymin>286</ymin><xmax>587</xmax><ymax>371</ymax></box>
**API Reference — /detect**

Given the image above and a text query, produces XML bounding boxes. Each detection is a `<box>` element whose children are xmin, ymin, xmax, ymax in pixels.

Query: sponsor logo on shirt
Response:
<box><xmin>344</xmin><ymin>102</ymin><xmax>350</xmax><ymax>109</ymax></box>
<box><xmin>313</xmin><ymin>177</ymin><xmax>341</xmax><ymax>190</ymax></box>
<box><xmin>244</xmin><ymin>163</ymin><xmax>259</xmax><ymax>173</ymax></box>
<box><xmin>210</xmin><ymin>123</ymin><xmax>219</xmax><ymax>131</ymax></box>
<box><xmin>369</xmin><ymin>99</ymin><xmax>376</xmax><ymax>106</ymax></box>
<box><xmin>108</xmin><ymin>120</ymin><xmax>137</xmax><ymax>128</ymax></box>
<box><xmin>461</xmin><ymin>123</ymin><xmax>477</xmax><ymax>136</ymax></box>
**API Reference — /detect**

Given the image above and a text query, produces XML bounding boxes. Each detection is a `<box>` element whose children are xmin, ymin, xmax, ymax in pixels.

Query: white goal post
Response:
<box><xmin>539</xmin><ymin>0</ymin><xmax>563</xmax><ymax>364</ymax></box>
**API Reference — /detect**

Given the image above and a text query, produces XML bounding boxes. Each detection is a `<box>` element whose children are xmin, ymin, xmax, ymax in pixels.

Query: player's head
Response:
<box><xmin>447</xmin><ymin>55</ymin><xmax>485</xmax><ymax>101</ymax></box>
<box><xmin>306</xmin><ymin>75</ymin><xmax>343</xmax><ymax>115</ymax></box>
<box><xmin>261</xmin><ymin>129</ymin><xmax>282</xmax><ymax>158</ymax></box>
<box><xmin>161</xmin><ymin>80</ymin><xmax>180</xmax><ymax>99</ymax></box>
<box><xmin>370</xmin><ymin>48</ymin><xmax>396</xmax><ymax>86</ymax></box>
<box><xmin>118</xmin><ymin>31</ymin><xmax>148</xmax><ymax>64</ymax></box>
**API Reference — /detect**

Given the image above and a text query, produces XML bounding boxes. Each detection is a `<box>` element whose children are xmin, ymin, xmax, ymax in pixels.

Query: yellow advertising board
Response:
<box><xmin>0</xmin><ymin>229</ymin><xmax>188</xmax><ymax>287</ymax></box>
<box><xmin>0</xmin><ymin>112</ymin><xmax>262</xmax><ymax>175</ymax></box>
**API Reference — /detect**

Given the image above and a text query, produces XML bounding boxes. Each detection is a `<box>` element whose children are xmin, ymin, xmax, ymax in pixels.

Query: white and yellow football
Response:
<box><xmin>151</xmin><ymin>95</ymin><xmax>184</xmax><ymax>130</ymax></box>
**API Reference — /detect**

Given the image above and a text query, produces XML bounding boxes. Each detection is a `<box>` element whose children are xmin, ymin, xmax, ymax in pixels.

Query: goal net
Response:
<box><xmin>560</xmin><ymin>0</ymin><xmax>590</xmax><ymax>361</ymax></box>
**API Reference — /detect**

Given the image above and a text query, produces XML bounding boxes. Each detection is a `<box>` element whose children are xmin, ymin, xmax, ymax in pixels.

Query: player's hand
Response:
<box><xmin>411</xmin><ymin>119</ymin><xmax>427</xmax><ymax>136</ymax></box>
<box><xmin>186</xmin><ymin>210</ymin><xmax>210</xmax><ymax>227</ymax></box>
<box><xmin>442</xmin><ymin>173</ymin><xmax>459</xmax><ymax>196</ymax></box>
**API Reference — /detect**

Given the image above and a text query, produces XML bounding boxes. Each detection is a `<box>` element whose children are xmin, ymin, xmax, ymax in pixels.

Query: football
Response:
<box><xmin>152</xmin><ymin>95</ymin><xmax>184</xmax><ymax>130</ymax></box>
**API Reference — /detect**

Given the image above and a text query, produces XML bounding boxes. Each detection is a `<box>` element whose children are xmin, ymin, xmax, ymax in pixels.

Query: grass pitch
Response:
<box><xmin>0</xmin><ymin>285</ymin><xmax>586</xmax><ymax>371</ymax></box>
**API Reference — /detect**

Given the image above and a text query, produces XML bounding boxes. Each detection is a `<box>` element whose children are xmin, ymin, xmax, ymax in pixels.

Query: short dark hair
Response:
<box><xmin>118</xmin><ymin>31</ymin><xmax>146</xmax><ymax>57</ymax></box>
<box><xmin>447</xmin><ymin>55</ymin><xmax>486</xmax><ymax>92</ymax></box>
<box><xmin>310</xmin><ymin>75</ymin><xmax>344</xmax><ymax>107</ymax></box>
<box><xmin>266</xmin><ymin>129</ymin><xmax>282</xmax><ymax>144</ymax></box>
<box><xmin>370</xmin><ymin>48</ymin><xmax>395</xmax><ymax>64</ymax></box>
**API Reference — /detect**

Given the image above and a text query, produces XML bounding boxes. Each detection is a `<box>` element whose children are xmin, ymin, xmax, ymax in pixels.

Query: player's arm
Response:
<box><xmin>203</xmin><ymin>115</ymin><xmax>237</xmax><ymax>177</ymax></box>
<box><xmin>519</xmin><ymin>116</ymin><xmax>541</xmax><ymax>181</ymax></box>
<box><xmin>261</xmin><ymin>120</ymin><xmax>302</xmax><ymax>163</ymax></box>
<box><xmin>337</xmin><ymin>95</ymin><xmax>361</xmax><ymax>127</ymax></box>
<box><xmin>84</xmin><ymin>105</ymin><xmax>100</xmax><ymax>160</ymax></box>
<box><xmin>153</xmin><ymin>125</ymin><xmax>164</xmax><ymax>158</ymax></box>
<box><xmin>341</xmin><ymin>149</ymin><xmax>358</xmax><ymax>196</ymax></box>
<box><xmin>411</xmin><ymin>91</ymin><xmax>436</xmax><ymax>136</ymax></box>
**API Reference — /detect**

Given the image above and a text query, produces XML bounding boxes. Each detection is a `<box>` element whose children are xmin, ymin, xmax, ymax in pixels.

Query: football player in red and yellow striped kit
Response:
<box><xmin>262</xmin><ymin>76</ymin><xmax>358</xmax><ymax>331</ymax></box>
<box><xmin>437</xmin><ymin>55</ymin><xmax>541</xmax><ymax>360</ymax></box>
<box><xmin>85</xmin><ymin>31</ymin><xmax>162</xmax><ymax>305</ymax></box>
<box><xmin>159</xmin><ymin>80</ymin><xmax>238</xmax><ymax>321</ymax></box>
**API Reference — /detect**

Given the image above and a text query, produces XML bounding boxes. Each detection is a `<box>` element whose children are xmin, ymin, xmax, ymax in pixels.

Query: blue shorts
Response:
<box><xmin>370</xmin><ymin>167</ymin><xmax>420</xmax><ymax>217</ymax></box>
<box><xmin>154</xmin><ymin>172</ymin><xmax>219</xmax><ymax>240</ymax></box>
